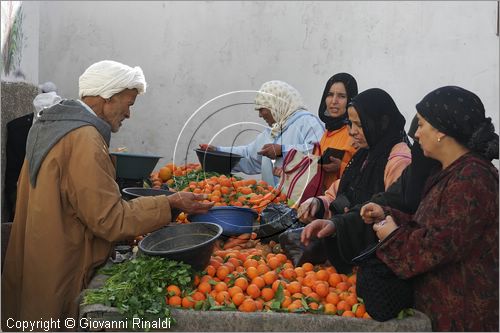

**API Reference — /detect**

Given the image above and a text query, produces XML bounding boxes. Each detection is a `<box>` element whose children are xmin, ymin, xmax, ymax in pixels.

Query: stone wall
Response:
<box><xmin>1</xmin><ymin>81</ymin><xmax>39</xmax><ymax>222</ymax></box>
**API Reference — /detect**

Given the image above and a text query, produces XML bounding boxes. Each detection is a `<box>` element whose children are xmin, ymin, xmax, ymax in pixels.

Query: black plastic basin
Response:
<box><xmin>194</xmin><ymin>149</ymin><xmax>243</xmax><ymax>175</ymax></box>
<box><xmin>111</xmin><ymin>152</ymin><xmax>162</xmax><ymax>180</ymax></box>
<box><xmin>138</xmin><ymin>222</ymin><xmax>223</xmax><ymax>271</ymax></box>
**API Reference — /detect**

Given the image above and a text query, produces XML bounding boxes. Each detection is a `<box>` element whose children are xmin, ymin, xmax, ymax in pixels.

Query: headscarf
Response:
<box><xmin>78</xmin><ymin>60</ymin><xmax>147</xmax><ymax>99</ymax></box>
<box><xmin>416</xmin><ymin>86</ymin><xmax>499</xmax><ymax>161</ymax></box>
<box><xmin>333</xmin><ymin>88</ymin><xmax>408</xmax><ymax>209</ymax></box>
<box><xmin>254</xmin><ymin>80</ymin><xmax>307</xmax><ymax>138</ymax></box>
<box><xmin>318</xmin><ymin>73</ymin><xmax>358</xmax><ymax>131</ymax></box>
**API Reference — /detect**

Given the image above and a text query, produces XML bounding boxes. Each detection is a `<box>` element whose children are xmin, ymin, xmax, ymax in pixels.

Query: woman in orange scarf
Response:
<box><xmin>316</xmin><ymin>73</ymin><xmax>358</xmax><ymax>191</ymax></box>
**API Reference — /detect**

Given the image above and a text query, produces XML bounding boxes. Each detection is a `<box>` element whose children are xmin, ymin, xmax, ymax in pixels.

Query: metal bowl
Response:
<box><xmin>138</xmin><ymin>222</ymin><xmax>223</xmax><ymax>271</ymax></box>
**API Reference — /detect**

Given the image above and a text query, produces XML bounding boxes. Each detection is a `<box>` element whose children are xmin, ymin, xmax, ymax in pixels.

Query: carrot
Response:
<box><xmin>223</xmin><ymin>237</ymin><xmax>248</xmax><ymax>249</ymax></box>
<box><xmin>237</xmin><ymin>233</ymin><xmax>252</xmax><ymax>240</ymax></box>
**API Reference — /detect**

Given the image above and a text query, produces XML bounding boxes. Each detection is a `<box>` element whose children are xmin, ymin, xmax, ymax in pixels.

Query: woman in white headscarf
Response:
<box><xmin>200</xmin><ymin>80</ymin><xmax>324</xmax><ymax>185</ymax></box>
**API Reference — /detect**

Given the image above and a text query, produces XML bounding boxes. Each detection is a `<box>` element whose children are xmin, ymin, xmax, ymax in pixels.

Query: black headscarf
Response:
<box><xmin>318</xmin><ymin>73</ymin><xmax>358</xmax><ymax>131</ymax></box>
<box><xmin>332</xmin><ymin>88</ymin><xmax>408</xmax><ymax>209</ymax></box>
<box><xmin>416</xmin><ymin>86</ymin><xmax>499</xmax><ymax>161</ymax></box>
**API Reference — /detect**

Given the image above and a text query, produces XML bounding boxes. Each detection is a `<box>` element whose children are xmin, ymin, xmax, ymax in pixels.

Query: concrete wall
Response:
<box><xmin>37</xmin><ymin>1</ymin><xmax>499</xmax><ymax>167</ymax></box>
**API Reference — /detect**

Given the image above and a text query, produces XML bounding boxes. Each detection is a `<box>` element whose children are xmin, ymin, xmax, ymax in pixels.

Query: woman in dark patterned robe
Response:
<box><xmin>361</xmin><ymin>86</ymin><xmax>499</xmax><ymax>331</ymax></box>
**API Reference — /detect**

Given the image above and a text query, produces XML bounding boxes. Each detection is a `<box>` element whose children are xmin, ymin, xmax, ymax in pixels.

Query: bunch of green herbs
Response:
<box><xmin>83</xmin><ymin>256</ymin><xmax>194</xmax><ymax>329</ymax></box>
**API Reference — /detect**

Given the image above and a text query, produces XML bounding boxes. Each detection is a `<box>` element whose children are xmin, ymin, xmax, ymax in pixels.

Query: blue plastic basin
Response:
<box><xmin>189</xmin><ymin>206</ymin><xmax>258</xmax><ymax>236</ymax></box>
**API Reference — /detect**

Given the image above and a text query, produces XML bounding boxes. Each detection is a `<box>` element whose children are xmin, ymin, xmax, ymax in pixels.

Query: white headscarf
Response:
<box><xmin>254</xmin><ymin>80</ymin><xmax>306</xmax><ymax>138</ymax></box>
<box><xmin>78</xmin><ymin>60</ymin><xmax>146</xmax><ymax>99</ymax></box>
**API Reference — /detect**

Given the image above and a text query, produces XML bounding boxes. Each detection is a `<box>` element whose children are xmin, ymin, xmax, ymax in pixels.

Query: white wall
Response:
<box><xmin>37</xmin><ymin>1</ymin><xmax>499</xmax><ymax>167</ymax></box>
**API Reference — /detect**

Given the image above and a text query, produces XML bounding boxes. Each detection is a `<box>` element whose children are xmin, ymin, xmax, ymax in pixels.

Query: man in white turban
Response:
<box><xmin>1</xmin><ymin>60</ymin><xmax>213</xmax><ymax>328</ymax></box>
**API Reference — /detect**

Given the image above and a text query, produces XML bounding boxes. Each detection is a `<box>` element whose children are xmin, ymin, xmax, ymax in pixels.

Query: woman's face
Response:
<box><xmin>325</xmin><ymin>82</ymin><xmax>348</xmax><ymax>118</ymax></box>
<box><xmin>348</xmin><ymin>106</ymin><xmax>368</xmax><ymax>148</ymax></box>
<box><xmin>257</xmin><ymin>107</ymin><xmax>276</xmax><ymax>126</ymax></box>
<box><xmin>414</xmin><ymin>113</ymin><xmax>442</xmax><ymax>158</ymax></box>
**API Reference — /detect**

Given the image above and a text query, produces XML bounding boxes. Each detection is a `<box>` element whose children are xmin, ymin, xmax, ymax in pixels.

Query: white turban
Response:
<box><xmin>78</xmin><ymin>60</ymin><xmax>146</xmax><ymax>99</ymax></box>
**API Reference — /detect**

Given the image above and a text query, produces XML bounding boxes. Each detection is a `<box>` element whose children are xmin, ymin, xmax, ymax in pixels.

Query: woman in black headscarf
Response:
<box><xmin>316</xmin><ymin>73</ymin><xmax>359</xmax><ymax>189</ymax></box>
<box><xmin>360</xmin><ymin>86</ymin><xmax>498</xmax><ymax>331</ymax></box>
<box><xmin>299</xmin><ymin>88</ymin><xmax>412</xmax><ymax>222</ymax></box>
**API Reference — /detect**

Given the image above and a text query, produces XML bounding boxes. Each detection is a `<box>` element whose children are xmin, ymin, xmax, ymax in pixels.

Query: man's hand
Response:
<box><xmin>273</xmin><ymin>166</ymin><xmax>283</xmax><ymax>177</ymax></box>
<box><xmin>360</xmin><ymin>202</ymin><xmax>385</xmax><ymax>224</ymax></box>
<box><xmin>258</xmin><ymin>144</ymin><xmax>282</xmax><ymax>159</ymax></box>
<box><xmin>322</xmin><ymin>156</ymin><xmax>341</xmax><ymax>173</ymax></box>
<box><xmin>199</xmin><ymin>144</ymin><xmax>216</xmax><ymax>151</ymax></box>
<box><xmin>167</xmin><ymin>192</ymin><xmax>214</xmax><ymax>215</ymax></box>
<box><xmin>297</xmin><ymin>197</ymin><xmax>321</xmax><ymax>223</ymax></box>
<box><xmin>300</xmin><ymin>219</ymin><xmax>335</xmax><ymax>246</ymax></box>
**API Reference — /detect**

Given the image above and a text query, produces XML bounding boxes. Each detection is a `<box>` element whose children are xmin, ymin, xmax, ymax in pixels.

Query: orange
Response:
<box><xmin>314</xmin><ymin>282</ymin><xmax>329</xmax><ymax>298</ymax></box>
<box><xmin>215</xmin><ymin>291</ymin><xmax>230</xmax><ymax>304</ymax></box>
<box><xmin>275</xmin><ymin>253</ymin><xmax>288</xmax><ymax>264</ymax></box>
<box><xmin>214</xmin><ymin>281</ymin><xmax>228</xmax><ymax>292</ymax></box>
<box><xmin>257</xmin><ymin>263</ymin><xmax>270</xmax><ymax>275</ymax></box>
<box><xmin>294</xmin><ymin>267</ymin><xmax>305</xmax><ymax>278</ymax></box>
<box><xmin>308</xmin><ymin>302</ymin><xmax>319</xmax><ymax>310</ymax></box>
<box><xmin>239</xmin><ymin>299</ymin><xmax>257</xmax><ymax>312</ymax></box>
<box><xmin>345</xmin><ymin>294</ymin><xmax>358</xmax><ymax>307</ymax></box>
<box><xmin>301</xmin><ymin>286</ymin><xmax>313</xmax><ymax>296</ymax></box>
<box><xmin>363</xmin><ymin>311</ymin><xmax>372</xmax><ymax>319</ymax></box>
<box><xmin>197</xmin><ymin>281</ymin><xmax>212</xmax><ymax>294</ymax></box>
<box><xmin>342</xmin><ymin>310</ymin><xmax>356</xmax><ymax>317</ymax></box>
<box><xmin>267</xmin><ymin>257</ymin><xmax>281</xmax><ymax>270</ymax></box>
<box><xmin>337</xmin><ymin>300</ymin><xmax>351</xmax><ymax>312</ymax></box>
<box><xmin>328</xmin><ymin>273</ymin><xmax>342</xmax><ymax>288</ymax></box>
<box><xmin>261</xmin><ymin>287</ymin><xmax>275</xmax><ymax>301</ymax></box>
<box><xmin>355</xmin><ymin>303</ymin><xmax>366</xmax><ymax>318</ymax></box>
<box><xmin>287</xmin><ymin>281</ymin><xmax>301</xmax><ymax>294</ymax></box>
<box><xmin>216</xmin><ymin>265</ymin><xmax>230</xmax><ymax>280</ymax></box>
<box><xmin>336</xmin><ymin>282</ymin><xmax>350</xmax><ymax>292</ymax></box>
<box><xmin>246</xmin><ymin>284</ymin><xmax>261</xmax><ymax>299</ymax></box>
<box><xmin>281</xmin><ymin>268</ymin><xmax>297</xmax><ymax>281</ymax></box>
<box><xmin>167</xmin><ymin>295</ymin><xmax>182</xmax><ymax>307</ymax></box>
<box><xmin>166</xmin><ymin>285</ymin><xmax>181</xmax><ymax>297</ymax></box>
<box><xmin>347</xmin><ymin>274</ymin><xmax>357</xmax><ymax>286</ymax></box>
<box><xmin>181</xmin><ymin>296</ymin><xmax>194</xmax><ymax>308</ymax></box>
<box><xmin>281</xmin><ymin>295</ymin><xmax>292</xmax><ymax>308</ymax></box>
<box><xmin>326</xmin><ymin>292</ymin><xmax>340</xmax><ymax>305</ymax></box>
<box><xmin>234</xmin><ymin>277</ymin><xmax>249</xmax><ymax>291</ymax></box>
<box><xmin>191</xmin><ymin>291</ymin><xmax>205</xmax><ymax>301</ymax></box>
<box><xmin>232</xmin><ymin>292</ymin><xmax>245</xmax><ymax>307</ymax></box>
<box><xmin>159</xmin><ymin>167</ymin><xmax>173</xmax><ymax>181</ymax></box>
<box><xmin>272</xmin><ymin>280</ymin><xmax>286</xmax><ymax>292</ymax></box>
<box><xmin>302</xmin><ymin>262</ymin><xmax>314</xmax><ymax>272</ymax></box>
<box><xmin>303</xmin><ymin>274</ymin><xmax>317</xmax><ymax>288</ymax></box>
<box><xmin>251</xmin><ymin>276</ymin><xmax>266</xmax><ymax>289</ymax></box>
<box><xmin>263</xmin><ymin>271</ymin><xmax>278</xmax><ymax>285</ymax></box>
<box><xmin>324</xmin><ymin>303</ymin><xmax>337</xmax><ymax>314</ymax></box>
<box><xmin>244</xmin><ymin>258</ymin><xmax>259</xmax><ymax>269</ymax></box>
<box><xmin>315</xmin><ymin>269</ymin><xmax>329</xmax><ymax>281</ymax></box>
<box><xmin>228</xmin><ymin>286</ymin><xmax>243</xmax><ymax>297</ymax></box>
<box><xmin>246</xmin><ymin>266</ymin><xmax>259</xmax><ymax>280</ymax></box>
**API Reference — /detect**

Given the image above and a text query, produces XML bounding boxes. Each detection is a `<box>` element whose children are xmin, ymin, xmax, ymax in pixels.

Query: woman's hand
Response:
<box><xmin>372</xmin><ymin>215</ymin><xmax>398</xmax><ymax>241</ymax></box>
<box><xmin>360</xmin><ymin>202</ymin><xmax>385</xmax><ymax>224</ymax></box>
<box><xmin>199</xmin><ymin>144</ymin><xmax>216</xmax><ymax>151</ymax></box>
<box><xmin>300</xmin><ymin>219</ymin><xmax>335</xmax><ymax>246</ymax></box>
<box><xmin>167</xmin><ymin>192</ymin><xmax>214</xmax><ymax>215</ymax></box>
<box><xmin>322</xmin><ymin>156</ymin><xmax>341</xmax><ymax>173</ymax></box>
<box><xmin>258</xmin><ymin>144</ymin><xmax>282</xmax><ymax>159</ymax></box>
<box><xmin>272</xmin><ymin>166</ymin><xmax>283</xmax><ymax>177</ymax></box>
<box><xmin>297</xmin><ymin>197</ymin><xmax>321</xmax><ymax>223</ymax></box>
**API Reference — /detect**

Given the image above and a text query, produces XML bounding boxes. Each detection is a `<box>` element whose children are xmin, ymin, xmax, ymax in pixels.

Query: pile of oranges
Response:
<box><xmin>165</xmin><ymin>248</ymin><xmax>370</xmax><ymax>318</ymax></box>
<box><xmin>150</xmin><ymin>163</ymin><xmax>202</xmax><ymax>188</ymax></box>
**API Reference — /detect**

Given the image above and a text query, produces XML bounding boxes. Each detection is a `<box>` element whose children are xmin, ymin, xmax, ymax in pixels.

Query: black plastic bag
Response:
<box><xmin>278</xmin><ymin>228</ymin><xmax>327</xmax><ymax>267</ymax></box>
<box><xmin>352</xmin><ymin>243</ymin><xmax>414</xmax><ymax>321</ymax></box>
<box><xmin>256</xmin><ymin>204</ymin><xmax>304</xmax><ymax>243</ymax></box>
